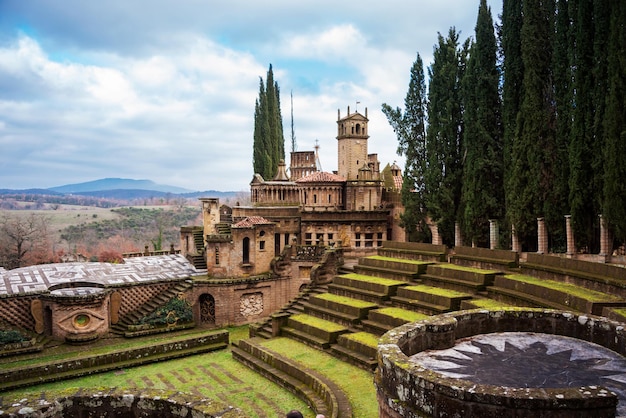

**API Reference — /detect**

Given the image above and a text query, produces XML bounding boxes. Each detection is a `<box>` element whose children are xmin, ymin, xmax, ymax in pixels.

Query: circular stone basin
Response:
<box><xmin>411</xmin><ymin>332</ymin><xmax>626</xmax><ymax>416</ymax></box>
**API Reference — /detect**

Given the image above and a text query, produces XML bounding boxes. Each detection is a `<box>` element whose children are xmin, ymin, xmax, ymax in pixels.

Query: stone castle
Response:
<box><xmin>180</xmin><ymin>105</ymin><xmax>405</xmax><ymax>278</ymax></box>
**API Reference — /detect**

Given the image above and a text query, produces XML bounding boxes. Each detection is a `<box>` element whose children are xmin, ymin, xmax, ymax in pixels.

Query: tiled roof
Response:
<box><xmin>232</xmin><ymin>216</ymin><xmax>274</xmax><ymax>228</ymax></box>
<box><xmin>393</xmin><ymin>175</ymin><xmax>403</xmax><ymax>190</ymax></box>
<box><xmin>296</xmin><ymin>171</ymin><xmax>346</xmax><ymax>183</ymax></box>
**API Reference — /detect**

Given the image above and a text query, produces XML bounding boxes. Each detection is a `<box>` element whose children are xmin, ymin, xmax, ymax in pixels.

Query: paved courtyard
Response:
<box><xmin>0</xmin><ymin>255</ymin><xmax>198</xmax><ymax>296</ymax></box>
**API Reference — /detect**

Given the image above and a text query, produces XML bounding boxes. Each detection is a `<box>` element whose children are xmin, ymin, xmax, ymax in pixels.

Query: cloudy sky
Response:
<box><xmin>0</xmin><ymin>1</ymin><xmax>502</xmax><ymax>192</ymax></box>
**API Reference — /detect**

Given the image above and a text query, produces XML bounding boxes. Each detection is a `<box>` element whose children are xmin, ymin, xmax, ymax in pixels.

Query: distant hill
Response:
<box><xmin>48</xmin><ymin>178</ymin><xmax>192</xmax><ymax>194</ymax></box>
<box><xmin>73</xmin><ymin>189</ymin><xmax>238</xmax><ymax>200</ymax></box>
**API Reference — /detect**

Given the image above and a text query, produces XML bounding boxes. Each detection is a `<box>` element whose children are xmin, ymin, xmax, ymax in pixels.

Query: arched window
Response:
<box><xmin>356</xmin><ymin>123</ymin><xmax>361</xmax><ymax>134</ymax></box>
<box><xmin>243</xmin><ymin>237</ymin><xmax>250</xmax><ymax>264</ymax></box>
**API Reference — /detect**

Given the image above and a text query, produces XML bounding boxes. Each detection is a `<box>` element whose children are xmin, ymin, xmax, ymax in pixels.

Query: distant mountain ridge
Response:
<box><xmin>48</xmin><ymin>178</ymin><xmax>192</xmax><ymax>194</ymax></box>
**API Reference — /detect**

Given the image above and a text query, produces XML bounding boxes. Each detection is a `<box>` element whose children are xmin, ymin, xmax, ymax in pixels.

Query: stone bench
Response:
<box><xmin>522</xmin><ymin>253</ymin><xmax>626</xmax><ymax>297</ymax></box>
<box><xmin>420</xmin><ymin>263</ymin><xmax>500</xmax><ymax>293</ymax></box>
<box><xmin>390</xmin><ymin>285</ymin><xmax>473</xmax><ymax>315</ymax></box>
<box><xmin>450</xmin><ymin>245</ymin><xmax>519</xmax><ymax>270</ymax></box>
<box><xmin>283</xmin><ymin>313</ymin><xmax>350</xmax><ymax>348</ymax></box>
<box><xmin>303</xmin><ymin>293</ymin><xmax>379</xmax><ymax>327</ymax></box>
<box><xmin>331</xmin><ymin>331</ymin><xmax>379</xmax><ymax>371</ymax></box>
<box><xmin>378</xmin><ymin>241</ymin><xmax>447</xmax><ymax>262</ymax></box>
<box><xmin>328</xmin><ymin>273</ymin><xmax>406</xmax><ymax>303</ymax></box>
<box><xmin>362</xmin><ymin>307</ymin><xmax>429</xmax><ymax>336</ymax></box>
<box><xmin>488</xmin><ymin>274</ymin><xmax>626</xmax><ymax>315</ymax></box>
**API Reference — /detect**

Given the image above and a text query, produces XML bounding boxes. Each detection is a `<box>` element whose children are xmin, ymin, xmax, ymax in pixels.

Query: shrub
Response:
<box><xmin>0</xmin><ymin>329</ymin><xmax>28</xmax><ymax>345</ymax></box>
<box><xmin>99</xmin><ymin>250</ymin><xmax>124</xmax><ymax>263</ymax></box>
<box><xmin>138</xmin><ymin>297</ymin><xmax>193</xmax><ymax>327</ymax></box>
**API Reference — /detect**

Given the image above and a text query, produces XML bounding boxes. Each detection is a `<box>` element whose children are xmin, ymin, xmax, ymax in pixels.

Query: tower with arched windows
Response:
<box><xmin>337</xmin><ymin>106</ymin><xmax>370</xmax><ymax>181</ymax></box>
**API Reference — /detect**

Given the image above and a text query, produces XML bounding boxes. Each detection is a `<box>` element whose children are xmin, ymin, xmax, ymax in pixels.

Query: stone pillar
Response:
<box><xmin>489</xmin><ymin>219</ymin><xmax>499</xmax><ymax>250</ymax></box>
<box><xmin>599</xmin><ymin>214</ymin><xmax>610</xmax><ymax>259</ymax></box>
<box><xmin>429</xmin><ymin>222</ymin><xmax>442</xmax><ymax>246</ymax></box>
<box><xmin>537</xmin><ymin>217</ymin><xmax>548</xmax><ymax>254</ymax></box>
<box><xmin>454</xmin><ymin>222</ymin><xmax>463</xmax><ymax>248</ymax></box>
<box><xmin>511</xmin><ymin>224</ymin><xmax>521</xmax><ymax>253</ymax></box>
<box><xmin>565</xmin><ymin>215</ymin><xmax>575</xmax><ymax>257</ymax></box>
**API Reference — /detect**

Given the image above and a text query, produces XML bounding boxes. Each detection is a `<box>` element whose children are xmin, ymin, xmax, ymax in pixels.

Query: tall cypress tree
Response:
<box><xmin>569</xmin><ymin>0</ymin><xmax>597</xmax><ymax>250</ymax></box>
<box><xmin>252</xmin><ymin>64</ymin><xmax>285</xmax><ymax>180</ymax></box>
<box><xmin>425</xmin><ymin>28</ymin><xmax>468</xmax><ymax>245</ymax></box>
<box><xmin>602</xmin><ymin>1</ymin><xmax>626</xmax><ymax>242</ymax></box>
<box><xmin>382</xmin><ymin>53</ymin><xmax>428</xmax><ymax>241</ymax></box>
<box><xmin>551</xmin><ymin>0</ymin><xmax>573</xmax><ymax>251</ymax></box>
<box><xmin>459</xmin><ymin>0</ymin><xmax>503</xmax><ymax>247</ymax></box>
<box><xmin>501</xmin><ymin>0</ymin><xmax>524</xmax><ymax>247</ymax></box>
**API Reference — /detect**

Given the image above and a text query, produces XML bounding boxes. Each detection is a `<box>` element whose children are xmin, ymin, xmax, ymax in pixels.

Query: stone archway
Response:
<box><xmin>199</xmin><ymin>293</ymin><xmax>216</xmax><ymax>324</ymax></box>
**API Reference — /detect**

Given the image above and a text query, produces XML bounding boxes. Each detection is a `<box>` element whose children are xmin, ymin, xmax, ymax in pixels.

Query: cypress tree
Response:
<box><xmin>382</xmin><ymin>53</ymin><xmax>428</xmax><ymax>241</ymax></box>
<box><xmin>602</xmin><ymin>1</ymin><xmax>626</xmax><ymax>242</ymax></box>
<box><xmin>569</xmin><ymin>0</ymin><xmax>597</xmax><ymax>251</ymax></box>
<box><xmin>459</xmin><ymin>0</ymin><xmax>503</xmax><ymax>247</ymax></box>
<box><xmin>252</xmin><ymin>64</ymin><xmax>285</xmax><ymax>180</ymax></box>
<box><xmin>425</xmin><ymin>28</ymin><xmax>468</xmax><ymax>245</ymax></box>
<box><xmin>510</xmin><ymin>0</ymin><xmax>557</xmax><ymax>249</ymax></box>
<box><xmin>551</xmin><ymin>0</ymin><xmax>573</xmax><ymax>251</ymax></box>
<box><xmin>501</xmin><ymin>0</ymin><xmax>524</xmax><ymax>247</ymax></box>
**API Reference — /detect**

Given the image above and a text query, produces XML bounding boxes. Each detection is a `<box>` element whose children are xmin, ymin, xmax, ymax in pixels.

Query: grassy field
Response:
<box><xmin>0</xmin><ymin>327</ymin><xmax>379</xmax><ymax>417</ymax></box>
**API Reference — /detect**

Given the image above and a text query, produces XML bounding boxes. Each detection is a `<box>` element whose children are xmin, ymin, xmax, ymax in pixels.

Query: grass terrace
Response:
<box><xmin>372</xmin><ymin>307</ymin><xmax>429</xmax><ymax>322</ymax></box>
<box><xmin>402</xmin><ymin>284</ymin><xmax>472</xmax><ymax>297</ymax></box>
<box><xmin>312</xmin><ymin>293</ymin><xmax>379</xmax><ymax>308</ymax></box>
<box><xmin>505</xmin><ymin>274</ymin><xmax>624</xmax><ymax>302</ymax></box>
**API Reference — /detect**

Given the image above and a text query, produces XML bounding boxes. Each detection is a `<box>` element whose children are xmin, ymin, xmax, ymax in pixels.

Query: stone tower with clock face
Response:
<box><xmin>336</xmin><ymin>106</ymin><xmax>369</xmax><ymax>181</ymax></box>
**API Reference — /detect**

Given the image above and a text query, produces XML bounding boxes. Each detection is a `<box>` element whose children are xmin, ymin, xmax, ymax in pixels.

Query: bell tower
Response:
<box><xmin>337</xmin><ymin>105</ymin><xmax>369</xmax><ymax>180</ymax></box>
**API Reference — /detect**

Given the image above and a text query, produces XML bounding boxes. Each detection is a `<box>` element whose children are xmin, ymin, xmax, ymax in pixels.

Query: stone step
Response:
<box><xmin>392</xmin><ymin>285</ymin><xmax>473</xmax><ymax>311</ymax></box>
<box><xmin>359</xmin><ymin>255</ymin><xmax>432</xmax><ymax>274</ymax></box>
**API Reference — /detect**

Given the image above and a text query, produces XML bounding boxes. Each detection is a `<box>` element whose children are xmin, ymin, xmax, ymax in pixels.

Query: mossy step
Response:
<box><xmin>388</xmin><ymin>296</ymin><xmax>450</xmax><ymax>315</ymax></box>
<box><xmin>420</xmin><ymin>273</ymin><xmax>488</xmax><ymax>293</ymax></box>
<box><xmin>302</xmin><ymin>303</ymin><xmax>364</xmax><ymax>327</ymax></box>
<box><xmin>360</xmin><ymin>256</ymin><xmax>432</xmax><ymax>273</ymax></box>
<box><xmin>495</xmin><ymin>274</ymin><xmax>626</xmax><ymax>315</ymax></box>
<box><xmin>352</xmin><ymin>265</ymin><xmax>419</xmax><ymax>282</ymax></box>
<box><xmin>334</xmin><ymin>273</ymin><xmax>406</xmax><ymax>295</ymax></box>
<box><xmin>330</xmin><ymin>344</ymin><xmax>378</xmax><ymax>371</ymax></box>
<box><xmin>231</xmin><ymin>346</ymin><xmax>329</xmax><ymax>416</ymax></box>
<box><xmin>460</xmin><ymin>298</ymin><xmax>515</xmax><ymax>310</ymax></box>
<box><xmin>287</xmin><ymin>314</ymin><xmax>350</xmax><ymax>344</ymax></box>
<box><xmin>328</xmin><ymin>283</ymin><xmax>391</xmax><ymax>304</ymax></box>
<box><xmin>394</xmin><ymin>285</ymin><xmax>473</xmax><ymax>310</ymax></box>
<box><xmin>367</xmin><ymin>307</ymin><xmax>429</xmax><ymax>328</ymax></box>
<box><xmin>426</xmin><ymin>263</ymin><xmax>500</xmax><ymax>285</ymax></box>
<box><xmin>337</xmin><ymin>331</ymin><xmax>379</xmax><ymax>359</ymax></box>
<box><xmin>308</xmin><ymin>293</ymin><xmax>378</xmax><ymax>318</ymax></box>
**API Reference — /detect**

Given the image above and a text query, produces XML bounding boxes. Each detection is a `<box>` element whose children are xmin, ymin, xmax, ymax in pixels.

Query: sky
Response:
<box><xmin>0</xmin><ymin>0</ymin><xmax>502</xmax><ymax>192</ymax></box>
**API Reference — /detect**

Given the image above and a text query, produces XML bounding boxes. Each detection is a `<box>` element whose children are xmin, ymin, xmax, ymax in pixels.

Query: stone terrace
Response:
<box><xmin>0</xmin><ymin>255</ymin><xmax>198</xmax><ymax>296</ymax></box>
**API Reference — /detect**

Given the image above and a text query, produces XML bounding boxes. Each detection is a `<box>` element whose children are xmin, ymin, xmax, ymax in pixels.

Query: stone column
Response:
<box><xmin>511</xmin><ymin>224</ymin><xmax>521</xmax><ymax>253</ymax></box>
<box><xmin>565</xmin><ymin>215</ymin><xmax>575</xmax><ymax>257</ymax></box>
<box><xmin>537</xmin><ymin>217</ymin><xmax>548</xmax><ymax>254</ymax></box>
<box><xmin>489</xmin><ymin>219</ymin><xmax>499</xmax><ymax>250</ymax></box>
<box><xmin>429</xmin><ymin>222</ymin><xmax>442</xmax><ymax>246</ymax></box>
<box><xmin>599</xmin><ymin>214</ymin><xmax>610</xmax><ymax>258</ymax></box>
<box><xmin>454</xmin><ymin>222</ymin><xmax>463</xmax><ymax>248</ymax></box>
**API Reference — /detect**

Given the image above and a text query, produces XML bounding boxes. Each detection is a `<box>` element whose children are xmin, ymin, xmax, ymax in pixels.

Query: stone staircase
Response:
<box><xmin>353</xmin><ymin>255</ymin><xmax>432</xmax><ymax>282</ymax></box>
<box><xmin>390</xmin><ymin>284</ymin><xmax>473</xmax><ymax>315</ymax></box>
<box><xmin>110</xmin><ymin>280</ymin><xmax>194</xmax><ymax>336</ymax></box>
<box><xmin>189</xmin><ymin>229</ymin><xmax>207</xmax><ymax>270</ymax></box>
<box><xmin>420</xmin><ymin>263</ymin><xmax>500</xmax><ymax>293</ymax></box>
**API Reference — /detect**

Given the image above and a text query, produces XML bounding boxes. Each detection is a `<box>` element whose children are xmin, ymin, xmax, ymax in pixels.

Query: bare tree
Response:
<box><xmin>0</xmin><ymin>213</ymin><xmax>51</xmax><ymax>269</ymax></box>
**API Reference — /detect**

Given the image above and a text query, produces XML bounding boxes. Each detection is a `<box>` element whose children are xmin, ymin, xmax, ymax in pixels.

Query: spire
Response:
<box><xmin>273</xmin><ymin>159</ymin><xmax>290</xmax><ymax>181</ymax></box>
<box><xmin>314</xmin><ymin>140</ymin><xmax>322</xmax><ymax>171</ymax></box>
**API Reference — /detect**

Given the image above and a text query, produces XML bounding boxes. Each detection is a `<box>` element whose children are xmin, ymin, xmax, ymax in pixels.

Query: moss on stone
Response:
<box><xmin>373</xmin><ymin>307</ymin><xmax>429</xmax><ymax>322</ymax></box>
<box><xmin>314</xmin><ymin>293</ymin><xmax>379</xmax><ymax>308</ymax></box>
<box><xmin>342</xmin><ymin>331</ymin><xmax>379</xmax><ymax>349</ymax></box>
<box><xmin>366</xmin><ymin>255</ymin><xmax>431</xmax><ymax>266</ymax></box>
<box><xmin>339</xmin><ymin>273</ymin><xmax>405</xmax><ymax>286</ymax></box>
<box><xmin>434</xmin><ymin>263</ymin><xmax>499</xmax><ymax>274</ymax></box>
<box><xmin>504</xmin><ymin>274</ymin><xmax>623</xmax><ymax>302</ymax></box>
<box><xmin>467</xmin><ymin>299</ymin><xmax>513</xmax><ymax>309</ymax></box>
<box><xmin>403</xmin><ymin>284</ymin><xmax>471</xmax><ymax>298</ymax></box>
<box><xmin>289</xmin><ymin>314</ymin><xmax>347</xmax><ymax>332</ymax></box>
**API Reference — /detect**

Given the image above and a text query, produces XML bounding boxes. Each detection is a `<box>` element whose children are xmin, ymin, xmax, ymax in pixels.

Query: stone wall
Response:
<box><xmin>376</xmin><ymin>308</ymin><xmax>625</xmax><ymax>418</ymax></box>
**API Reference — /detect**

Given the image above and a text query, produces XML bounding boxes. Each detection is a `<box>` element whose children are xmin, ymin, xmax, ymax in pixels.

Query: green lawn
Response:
<box><xmin>0</xmin><ymin>327</ymin><xmax>315</xmax><ymax>418</ymax></box>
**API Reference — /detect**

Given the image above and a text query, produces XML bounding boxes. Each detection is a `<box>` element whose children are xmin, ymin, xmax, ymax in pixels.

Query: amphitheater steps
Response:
<box><xmin>330</xmin><ymin>331</ymin><xmax>379</xmax><ymax>371</ymax></box>
<box><xmin>390</xmin><ymin>284</ymin><xmax>473</xmax><ymax>315</ymax></box>
<box><xmin>281</xmin><ymin>313</ymin><xmax>351</xmax><ymax>349</ymax></box>
<box><xmin>303</xmin><ymin>293</ymin><xmax>379</xmax><ymax>327</ymax></box>
<box><xmin>231</xmin><ymin>338</ymin><xmax>353</xmax><ymax>418</ymax></box>
<box><xmin>328</xmin><ymin>273</ymin><xmax>407</xmax><ymax>303</ymax></box>
<box><xmin>361</xmin><ymin>307</ymin><xmax>430</xmax><ymax>336</ymax></box>
<box><xmin>487</xmin><ymin>274</ymin><xmax>626</xmax><ymax>315</ymax></box>
<box><xmin>353</xmin><ymin>255</ymin><xmax>433</xmax><ymax>282</ymax></box>
<box><xmin>378</xmin><ymin>241</ymin><xmax>447</xmax><ymax>262</ymax></box>
<box><xmin>420</xmin><ymin>263</ymin><xmax>501</xmax><ymax>294</ymax></box>
<box><xmin>112</xmin><ymin>280</ymin><xmax>193</xmax><ymax>336</ymax></box>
